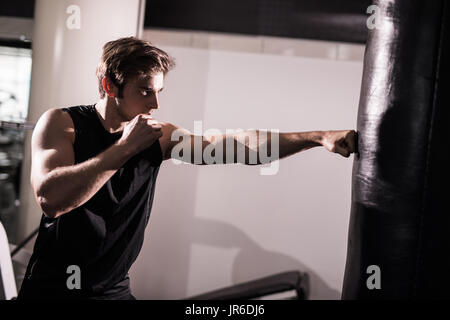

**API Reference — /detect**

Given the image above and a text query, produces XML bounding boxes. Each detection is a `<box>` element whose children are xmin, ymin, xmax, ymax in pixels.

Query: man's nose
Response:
<box><xmin>151</xmin><ymin>93</ymin><xmax>160</xmax><ymax>110</ymax></box>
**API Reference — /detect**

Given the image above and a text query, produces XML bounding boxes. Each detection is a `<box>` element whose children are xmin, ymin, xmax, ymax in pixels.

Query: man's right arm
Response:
<box><xmin>31</xmin><ymin>109</ymin><xmax>161</xmax><ymax>218</ymax></box>
<box><xmin>31</xmin><ymin>109</ymin><xmax>133</xmax><ymax>218</ymax></box>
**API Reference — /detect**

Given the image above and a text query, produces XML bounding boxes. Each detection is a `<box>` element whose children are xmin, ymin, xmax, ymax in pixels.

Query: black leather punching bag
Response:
<box><xmin>342</xmin><ymin>0</ymin><xmax>450</xmax><ymax>299</ymax></box>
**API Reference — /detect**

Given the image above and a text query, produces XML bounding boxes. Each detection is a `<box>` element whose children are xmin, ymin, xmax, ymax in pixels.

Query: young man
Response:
<box><xmin>17</xmin><ymin>37</ymin><xmax>356</xmax><ymax>300</ymax></box>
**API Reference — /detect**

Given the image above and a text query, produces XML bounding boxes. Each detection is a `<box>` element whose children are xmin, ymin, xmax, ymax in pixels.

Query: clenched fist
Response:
<box><xmin>117</xmin><ymin>114</ymin><xmax>163</xmax><ymax>156</ymax></box>
<box><xmin>321</xmin><ymin>130</ymin><xmax>357</xmax><ymax>158</ymax></box>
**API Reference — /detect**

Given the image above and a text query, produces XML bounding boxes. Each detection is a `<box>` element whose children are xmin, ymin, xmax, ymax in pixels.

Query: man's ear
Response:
<box><xmin>102</xmin><ymin>77</ymin><xmax>118</xmax><ymax>98</ymax></box>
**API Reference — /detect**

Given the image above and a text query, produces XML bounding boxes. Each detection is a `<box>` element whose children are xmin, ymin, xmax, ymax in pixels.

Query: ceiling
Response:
<box><xmin>0</xmin><ymin>0</ymin><xmax>370</xmax><ymax>44</ymax></box>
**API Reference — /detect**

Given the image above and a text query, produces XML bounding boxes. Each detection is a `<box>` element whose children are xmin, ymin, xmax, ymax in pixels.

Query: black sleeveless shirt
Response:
<box><xmin>18</xmin><ymin>105</ymin><xmax>162</xmax><ymax>299</ymax></box>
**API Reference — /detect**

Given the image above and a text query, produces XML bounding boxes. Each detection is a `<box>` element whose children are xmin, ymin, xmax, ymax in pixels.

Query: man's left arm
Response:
<box><xmin>158</xmin><ymin>122</ymin><xmax>356</xmax><ymax>164</ymax></box>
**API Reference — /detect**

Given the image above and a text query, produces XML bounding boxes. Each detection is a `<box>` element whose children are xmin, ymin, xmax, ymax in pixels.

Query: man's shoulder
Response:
<box><xmin>33</xmin><ymin>108</ymin><xmax>76</xmax><ymax>144</ymax></box>
<box><xmin>159</xmin><ymin>121</ymin><xmax>190</xmax><ymax>136</ymax></box>
<box><xmin>39</xmin><ymin>104</ymin><xmax>96</xmax><ymax>128</ymax></box>
<box><xmin>39</xmin><ymin>108</ymin><xmax>74</xmax><ymax>128</ymax></box>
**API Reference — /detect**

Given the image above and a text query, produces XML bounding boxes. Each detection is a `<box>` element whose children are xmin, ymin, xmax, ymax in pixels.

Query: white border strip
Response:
<box><xmin>142</xmin><ymin>28</ymin><xmax>365</xmax><ymax>61</ymax></box>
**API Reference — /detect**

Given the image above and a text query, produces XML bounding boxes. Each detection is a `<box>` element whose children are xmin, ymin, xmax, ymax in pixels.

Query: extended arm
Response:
<box><xmin>159</xmin><ymin>123</ymin><xmax>356</xmax><ymax>165</ymax></box>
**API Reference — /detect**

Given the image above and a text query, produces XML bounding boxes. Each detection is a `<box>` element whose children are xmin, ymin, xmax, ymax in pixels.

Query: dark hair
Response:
<box><xmin>96</xmin><ymin>37</ymin><xmax>175</xmax><ymax>98</ymax></box>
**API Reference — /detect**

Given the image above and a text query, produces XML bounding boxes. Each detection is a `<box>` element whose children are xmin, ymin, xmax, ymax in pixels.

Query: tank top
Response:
<box><xmin>17</xmin><ymin>104</ymin><xmax>162</xmax><ymax>299</ymax></box>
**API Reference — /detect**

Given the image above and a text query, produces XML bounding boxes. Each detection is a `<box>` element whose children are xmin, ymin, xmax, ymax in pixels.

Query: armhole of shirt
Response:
<box><xmin>60</xmin><ymin>107</ymin><xmax>78</xmax><ymax>149</ymax></box>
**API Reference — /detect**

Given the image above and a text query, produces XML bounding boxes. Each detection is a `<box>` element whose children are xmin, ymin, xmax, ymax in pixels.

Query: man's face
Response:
<box><xmin>115</xmin><ymin>72</ymin><xmax>164</xmax><ymax>121</ymax></box>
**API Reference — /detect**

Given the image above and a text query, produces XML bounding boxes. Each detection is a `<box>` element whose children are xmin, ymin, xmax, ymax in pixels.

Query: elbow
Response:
<box><xmin>37</xmin><ymin>195</ymin><xmax>58</xmax><ymax>218</ymax></box>
<box><xmin>37</xmin><ymin>195</ymin><xmax>66</xmax><ymax>218</ymax></box>
<box><xmin>34</xmin><ymin>180</ymin><xmax>67</xmax><ymax>218</ymax></box>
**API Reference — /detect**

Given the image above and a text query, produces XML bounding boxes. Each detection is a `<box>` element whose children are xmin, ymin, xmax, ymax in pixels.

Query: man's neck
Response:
<box><xmin>94</xmin><ymin>98</ymin><xmax>128</xmax><ymax>134</ymax></box>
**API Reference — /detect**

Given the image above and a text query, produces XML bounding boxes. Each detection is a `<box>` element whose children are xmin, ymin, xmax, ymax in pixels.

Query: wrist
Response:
<box><xmin>311</xmin><ymin>131</ymin><xmax>326</xmax><ymax>146</ymax></box>
<box><xmin>113</xmin><ymin>139</ymin><xmax>135</xmax><ymax>162</ymax></box>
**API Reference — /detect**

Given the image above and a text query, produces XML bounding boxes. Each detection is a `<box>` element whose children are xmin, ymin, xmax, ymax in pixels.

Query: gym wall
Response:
<box><xmin>129</xmin><ymin>29</ymin><xmax>363</xmax><ymax>299</ymax></box>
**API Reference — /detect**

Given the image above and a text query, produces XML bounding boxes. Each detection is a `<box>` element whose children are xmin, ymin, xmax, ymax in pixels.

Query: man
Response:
<box><xmin>17</xmin><ymin>37</ymin><xmax>355</xmax><ymax>300</ymax></box>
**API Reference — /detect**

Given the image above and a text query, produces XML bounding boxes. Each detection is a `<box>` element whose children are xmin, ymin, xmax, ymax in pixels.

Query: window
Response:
<box><xmin>0</xmin><ymin>45</ymin><xmax>32</xmax><ymax>243</ymax></box>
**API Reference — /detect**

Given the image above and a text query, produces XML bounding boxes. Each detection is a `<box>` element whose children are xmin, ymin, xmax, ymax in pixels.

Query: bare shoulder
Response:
<box><xmin>36</xmin><ymin>108</ymin><xmax>73</xmax><ymax>128</ymax></box>
<box><xmin>33</xmin><ymin>108</ymin><xmax>75</xmax><ymax>148</ymax></box>
<box><xmin>159</xmin><ymin>121</ymin><xmax>193</xmax><ymax>139</ymax></box>
<box><xmin>158</xmin><ymin>121</ymin><xmax>191</xmax><ymax>160</ymax></box>
<box><xmin>159</xmin><ymin>121</ymin><xmax>191</xmax><ymax>136</ymax></box>
<box><xmin>158</xmin><ymin>121</ymin><xmax>177</xmax><ymax>131</ymax></box>
<box><xmin>158</xmin><ymin>121</ymin><xmax>178</xmax><ymax>131</ymax></box>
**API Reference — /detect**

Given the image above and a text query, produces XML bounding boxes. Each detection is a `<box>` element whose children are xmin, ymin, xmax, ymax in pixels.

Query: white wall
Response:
<box><xmin>130</xmin><ymin>30</ymin><xmax>364</xmax><ymax>299</ymax></box>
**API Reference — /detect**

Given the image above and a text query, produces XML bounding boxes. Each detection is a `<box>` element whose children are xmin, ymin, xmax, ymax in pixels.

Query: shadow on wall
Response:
<box><xmin>191</xmin><ymin>218</ymin><xmax>340</xmax><ymax>300</ymax></box>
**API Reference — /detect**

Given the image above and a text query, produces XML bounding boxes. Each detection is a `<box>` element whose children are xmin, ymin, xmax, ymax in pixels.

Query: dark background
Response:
<box><xmin>1</xmin><ymin>0</ymin><xmax>371</xmax><ymax>44</ymax></box>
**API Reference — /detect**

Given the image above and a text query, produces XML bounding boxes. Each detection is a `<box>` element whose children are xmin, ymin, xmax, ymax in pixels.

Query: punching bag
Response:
<box><xmin>342</xmin><ymin>0</ymin><xmax>450</xmax><ymax>299</ymax></box>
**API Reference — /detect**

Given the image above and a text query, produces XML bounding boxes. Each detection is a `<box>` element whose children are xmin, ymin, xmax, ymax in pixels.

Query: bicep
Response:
<box><xmin>30</xmin><ymin>109</ymin><xmax>75</xmax><ymax>190</ymax></box>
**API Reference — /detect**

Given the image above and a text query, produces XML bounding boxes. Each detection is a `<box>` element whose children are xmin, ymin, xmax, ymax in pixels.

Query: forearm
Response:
<box><xmin>230</xmin><ymin>130</ymin><xmax>323</xmax><ymax>165</ymax></box>
<box><xmin>277</xmin><ymin>131</ymin><xmax>323</xmax><ymax>160</ymax></box>
<box><xmin>200</xmin><ymin>130</ymin><xmax>324</xmax><ymax>165</ymax></box>
<box><xmin>36</xmin><ymin>142</ymin><xmax>132</xmax><ymax>218</ymax></box>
